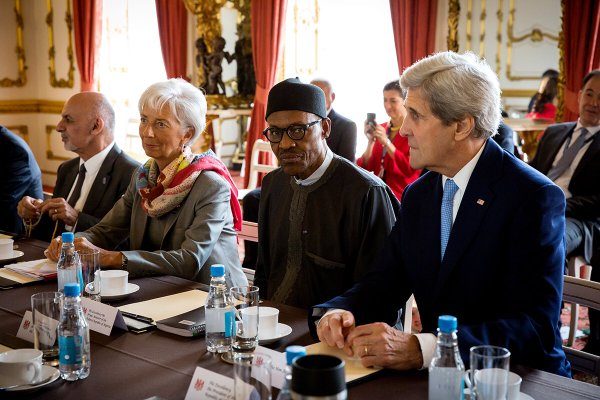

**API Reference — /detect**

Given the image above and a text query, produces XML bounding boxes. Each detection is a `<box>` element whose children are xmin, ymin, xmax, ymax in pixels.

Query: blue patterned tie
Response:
<box><xmin>441</xmin><ymin>179</ymin><xmax>459</xmax><ymax>260</ymax></box>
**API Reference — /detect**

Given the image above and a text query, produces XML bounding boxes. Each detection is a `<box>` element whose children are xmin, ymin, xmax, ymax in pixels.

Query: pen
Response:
<box><xmin>121</xmin><ymin>311</ymin><xmax>154</xmax><ymax>324</ymax></box>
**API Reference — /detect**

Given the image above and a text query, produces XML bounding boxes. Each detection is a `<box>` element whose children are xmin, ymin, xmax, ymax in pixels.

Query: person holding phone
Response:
<box><xmin>357</xmin><ymin>80</ymin><xmax>420</xmax><ymax>199</ymax></box>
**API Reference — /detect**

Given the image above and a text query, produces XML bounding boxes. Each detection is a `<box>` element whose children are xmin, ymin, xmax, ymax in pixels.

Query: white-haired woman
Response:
<box><xmin>46</xmin><ymin>78</ymin><xmax>247</xmax><ymax>287</ymax></box>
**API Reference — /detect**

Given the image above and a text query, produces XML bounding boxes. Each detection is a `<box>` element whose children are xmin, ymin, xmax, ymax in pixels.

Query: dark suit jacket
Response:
<box><xmin>326</xmin><ymin>109</ymin><xmax>357</xmax><ymax>162</ymax></box>
<box><xmin>315</xmin><ymin>139</ymin><xmax>571</xmax><ymax>377</ymax></box>
<box><xmin>530</xmin><ymin>122</ymin><xmax>600</xmax><ymax>263</ymax></box>
<box><xmin>0</xmin><ymin>126</ymin><xmax>43</xmax><ymax>234</ymax></box>
<box><xmin>35</xmin><ymin>144</ymin><xmax>139</xmax><ymax>240</ymax></box>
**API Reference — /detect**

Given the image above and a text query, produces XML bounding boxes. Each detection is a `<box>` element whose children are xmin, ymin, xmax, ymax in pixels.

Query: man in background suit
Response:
<box><xmin>315</xmin><ymin>51</ymin><xmax>570</xmax><ymax>377</ymax></box>
<box><xmin>0</xmin><ymin>126</ymin><xmax>43</xmax><ymax>234</ymax></box>
<box><xmin>17</xmin><ymin>92</ymin><xmax>139</xmax><ymax>241</ymax></box>
<box><xmin>310</xmin><ymin>79</ymin><xmax>357</xmax><ymax>162</ymax></box>
<box><xmin>242</xmin><ymin>78</ymin><xmax>358</xmax><ymax>270</ymax></box>
<box><xmin>530</xmin><ymin>70</ymin><xmax>600</xmax><ymax>355</ymax></box>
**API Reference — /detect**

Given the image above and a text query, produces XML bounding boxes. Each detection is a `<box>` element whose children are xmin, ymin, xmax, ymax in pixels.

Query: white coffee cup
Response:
<box><xmin>506</xmin><ymin>371</ymin><xmax>522</xmax><ymax>400</ymax></box>
<box><xmin>474</xmin><ymin>368</ymin><xmax>509</xmax><ymax>400</ymax></box>
<box><xmin>0</xmin><ymin>238</ymin><xmax>14</xmax><ymax>258</ymax></box>
<box><xmin>99</xmin><ymin>270</ymin><xmax>128</xmax><ymax>294</ymax></box>
<box><xmin>0</xmin><ymin>349</ymin><xmax>43</xmax><ymax>387</ymax></box>
<box><xmin>241</xmin><ymin>306</ymin><xmax>279</xmax><ymax>338</ymax></box>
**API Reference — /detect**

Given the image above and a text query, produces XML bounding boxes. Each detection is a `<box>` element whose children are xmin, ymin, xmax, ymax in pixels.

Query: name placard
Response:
<box><xmin>254</xmin><ymin>345</ymin><xmax>287</xmax><ymax>389</ymax></box>
<box><xmin>16</xmin><ymin>310</ymin><xmax>35</xmax><ymax>343</ymax></box>
<box><xmin>81</xmin><ymin>297</ymin><xmax>127</xmax><ymax>335</ymax></box>
<box><xmin>184</xmin><ymin>366</ymin><xmax>234</xmax><ymax>400</ymax></box>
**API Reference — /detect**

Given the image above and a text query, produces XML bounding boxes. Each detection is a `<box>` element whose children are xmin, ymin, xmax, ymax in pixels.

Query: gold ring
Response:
<box><xmin>364</xmin><ymin>346</ymin><xmax>368</xmax><ymax>356</ymax></box>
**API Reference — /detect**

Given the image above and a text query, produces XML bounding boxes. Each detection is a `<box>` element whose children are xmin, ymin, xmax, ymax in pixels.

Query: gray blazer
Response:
<box><xmin>78</xmin><ymin>170</ymin><xmax>247</xmax><ymax>287</ymax></box>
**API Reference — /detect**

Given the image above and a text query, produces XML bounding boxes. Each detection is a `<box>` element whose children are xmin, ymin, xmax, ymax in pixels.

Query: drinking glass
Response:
<box><xmin>78</xmin><ymin>249</ymin><xmax>101</xmax><ymax>301</ymax></box>
<box><xmin>233</xmin><ymin>353</ymin><xmax>272</xmax><ymax>400</ymax></box>
<box><xmin>468</xmin><ymin>345</ymin><xmax>511</xmax><ymax>400</ymax></box>
<box><xmin>30</xmin><ymin>292</ymin><xmax>63</xmax><ymax>366</ymax></box>
<box><xmin>230</xmin><ymin>286</ymin><xmax>260</xmax><ymax>354</ymax></box>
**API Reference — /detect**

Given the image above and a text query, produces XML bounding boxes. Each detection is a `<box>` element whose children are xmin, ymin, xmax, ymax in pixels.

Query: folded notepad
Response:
<box><xmin>3</xmin><ymin>259</ymin><xmax>57</xmax><ymax>280</ymax></box>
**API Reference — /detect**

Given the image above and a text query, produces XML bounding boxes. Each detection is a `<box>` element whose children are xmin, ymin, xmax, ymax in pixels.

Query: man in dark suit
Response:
<box><xmin>315</xmin><ymin>51</ymin><xmax>571</xmax><ymax>377</ymax></box>
<box><xmin>310</xmin><ymin>79</ymin><xmax>357</xmax><ymax>162</ymax></box>
<box><xmin>0</xmin><ymin>126</ymin><xmax>43</xmax><ymax>234</ymax></box>
<box><xmin>530</xmin><ymin>69</ymin><xmax>600</xmax><ymax>355</ymax></box>
<box><xmin>17</xmin><ymin>92</ymin><xmax>139</xmax><ymax>241</ymax></box>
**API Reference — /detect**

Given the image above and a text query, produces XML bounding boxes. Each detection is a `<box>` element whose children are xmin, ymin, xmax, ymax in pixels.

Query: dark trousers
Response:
<box><xmin>566</xmin><ymin>217</ymin><xmax>600</xmax><ymax>354</ymax></box>
<box><xmin>242</xmin><ymin>188</ymin><xmax>261</xmax><ymax>270</ymax></box>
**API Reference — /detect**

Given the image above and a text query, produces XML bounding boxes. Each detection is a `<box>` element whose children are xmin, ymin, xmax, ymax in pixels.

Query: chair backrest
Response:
<box><xmin>246</xmin><ymin>139</ymin><xmax>277</xmax><ymax>190</ymax></box>
<box><xmin>562</xmin><ymin>275</ymin><xmax>600</xmax><ymax>382</ymax></box>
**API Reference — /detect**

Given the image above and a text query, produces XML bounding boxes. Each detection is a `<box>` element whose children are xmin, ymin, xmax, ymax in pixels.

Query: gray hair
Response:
<box><xmin>400</xmin><ymin>51</ymin><xmax>500</xmax><ymax>139</ymax></box>
<box><xmin>138</xmin><ymin>78</ymin><xmax>207</xmax><ymax>145</ymax></box>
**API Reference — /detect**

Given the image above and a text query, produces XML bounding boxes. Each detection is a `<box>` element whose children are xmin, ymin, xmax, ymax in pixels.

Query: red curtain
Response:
<box><xmin>562</xmin><ymin>0</ymin><xmax>600</xmax><ymax>121</ymax></box>
<box><xmin>243</xmin><ymin>0</ymin><xmax>287</xmax><ymax>188</ymax></box>
<box><xmin>155</xmin><ymin>0</ymin><xmax>188</xmax><ymax>79</ymax></box>
<box><xmin>389</xmin><ymin>0</ymin><xmax>437</xmax><ymax>74</ymax></box>
<box><xmin>72</xmin><ymin>0</ymin><xmax>103</xmax><ymax>91</ymax></box>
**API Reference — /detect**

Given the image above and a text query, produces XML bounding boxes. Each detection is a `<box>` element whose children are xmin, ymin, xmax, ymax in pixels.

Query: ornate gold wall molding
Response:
<box><xmin>466</xmin><ymin>0</ymin><xmax>472</xmax><ymax>49</ymax></box>
<box><xmin>0</xmin><ymin>100</ymin><xmax>64</xmax><ymax>114</ymax></box>
<box><xmin>46</xmin><ymin>0</ymin><xmax>75</xmax><ymax>88</ymax></box>
<box><xmin>506</xmin><ymin>0</ymin><xmax>559</xmax><ymax>81</ymax></box>
<box><xmin>6</xmin><ymin>125</ymin><xmax>29</xmax><ymax>143</ymax></box>
<box><xmin>447</xmin><ymin>0</ymin><xmax>460</xmax><ymax>51</ymax></box>
<box><xmin>479</xmin><ymin>0</ymin><xmax>486</xmax><ymax>57</ymax></box>
<box><xmin>46</xmin><ymin>125</ymin><xmax>69</xmax><ymax>161</ymax></box>
<box><xmin>495</xmin><ymin>0</ymin><xmax>503</xmax><ymax>74</ymax></box>
<box><xmin>0</xmin><ymin>0</ymin><xmax>27</xmax><ymax>87</ymax></box>
<box><xmin>502</xmin><ymin>88</ymin><xmax>536</xmax><ymax>97</ymax></box>
<box><xmin>556</xmin><ymin>0</ymin><xmax>565</xmax><ymax>122</ymax></box>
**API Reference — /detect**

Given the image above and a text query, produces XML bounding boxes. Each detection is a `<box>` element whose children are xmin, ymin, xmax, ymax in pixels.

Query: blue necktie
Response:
<box><xmin>441</xmin><ymin>179</ymin><xmax>459</xmax><ymax>260</ymax></box>
<box><xmin>547</xmin><ymin>128</ymin><xmax>590</xmax><ymax>181</ymax></box>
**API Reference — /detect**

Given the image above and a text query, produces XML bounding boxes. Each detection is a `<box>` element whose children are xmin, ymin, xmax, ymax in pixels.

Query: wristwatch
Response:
<box><xmin>121</xmin><ymin>253</ymin><xmax>128</xmax><ymax>270</ymax></box>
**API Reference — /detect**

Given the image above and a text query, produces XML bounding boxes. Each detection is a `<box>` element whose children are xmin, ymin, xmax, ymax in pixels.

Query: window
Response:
<box><xmin>98</xmin><ymin>0</ymin><xmax>167</xmax><ymax>161</ymax></box>
<box><xmin>282</xmin><ymin>0</ymin><xmax>399</xmax><ymax>157</ymax></box>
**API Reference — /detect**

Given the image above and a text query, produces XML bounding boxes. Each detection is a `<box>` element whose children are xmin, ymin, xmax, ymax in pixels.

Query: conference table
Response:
<box><xmin>1</xmin><ymin>238</ymin><xmax>598</xmax><ymax>399</ymax></box>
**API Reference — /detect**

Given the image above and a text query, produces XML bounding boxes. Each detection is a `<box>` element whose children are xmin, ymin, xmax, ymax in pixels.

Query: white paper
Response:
<box><xmin>184</xmin><ymin>366</ymin><xmax>234</xmax><ymax>400</ymax></box>
<box><xmin>81</xmin><ymin>297</ymin><xmax>127</xmax><ymax>335</ymax></box>
<box><xmin>4</xmin><ymin>259</ymin><xmax>57</xmax><ymax>278</ymax></box>
<box><xmin>254</xmin><ymin>345</ymin><xmax>286</xmax><ymax>389</ymax></box>
<box><xmin>16</xmin><ymin>310</ymin><xmax>35</xmax><ymax>343</ymax></box>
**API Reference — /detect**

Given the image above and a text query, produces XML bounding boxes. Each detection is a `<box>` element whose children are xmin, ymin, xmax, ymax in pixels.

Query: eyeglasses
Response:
<box><xmin>262</xmin><ymin>119</ymin><xmax>322</xmax><ymax>143</ymax></box>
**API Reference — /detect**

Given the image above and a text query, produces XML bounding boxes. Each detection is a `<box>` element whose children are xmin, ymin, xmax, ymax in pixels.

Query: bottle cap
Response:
<box><xmin>210</xmin><ymin>264</ymin><xmax>225</xmax><ymax>277</ymax></box>
<box><xmin>61</xmin><ymin>232</ymin><xmax>74</xmax><ymax>243</ymax></box>
<box><xmin>64</xmin><ymin>282</ymin><xmax>81</xmax><ymax>297</ymax></box>
<box><xmin>438</xmin><ymin>315</ymin><xmax>457</xmax><ymax>333</ymax></box>
<box><xmin>285</xmin><ymin>345</ymin><xmax>307</xmax><ymax>366</ymax></box>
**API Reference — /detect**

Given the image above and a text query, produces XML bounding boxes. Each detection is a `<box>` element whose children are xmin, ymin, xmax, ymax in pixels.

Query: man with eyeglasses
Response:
<box><xmin>253</xmin><ymin>78</ymin><xmax>399</xmax><ymax>309</ymax></box>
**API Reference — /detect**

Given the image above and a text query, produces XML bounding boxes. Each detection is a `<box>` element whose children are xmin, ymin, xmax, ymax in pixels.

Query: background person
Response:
<box><xmin>357</xmin><ymin>80</ymin><xmax>420</xmax><ymax>199</ymax></box>
<box><xmin>526</xmin><ymin>73</ymin><xmax>558</xmax><ymax>121</ymax></box>
<box><xmin>46</xmin><ymin>79</ymin><xmax>247</xmax><ymax>287</ymax></box>
<box><xmin>0</xmin><ymin>125</ymin><xmax>43</xmax><ymax>234</ymax></box>
<box><xmin>17</xmin><ymin>93</ymin><xmax>139</xmax><ymax>241</ymax></box>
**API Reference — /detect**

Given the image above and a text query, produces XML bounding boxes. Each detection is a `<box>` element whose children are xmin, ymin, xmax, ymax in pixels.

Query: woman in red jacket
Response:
<box><xmin>357</xmin><ymin>80</ymin><xmax>420</xmax><ymax>199</ymax></box>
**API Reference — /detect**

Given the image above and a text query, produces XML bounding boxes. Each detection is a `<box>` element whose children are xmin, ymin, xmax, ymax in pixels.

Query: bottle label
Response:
<box><xmin>206</xmin><ymin>307</ymin><xmax>234</xmax><ymax>335</ymax></box>
<box><xmin>429</xmin><ymin>367</ymin><xmax>464</xmax><ymax>400</ymax></box>
<box><xmin>59</xmin><ymin>335</ymin><xmax>83</xmax><ymax>365</ymax></box>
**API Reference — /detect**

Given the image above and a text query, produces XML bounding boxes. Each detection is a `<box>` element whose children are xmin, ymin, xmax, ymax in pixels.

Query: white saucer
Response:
<box><xmin>519</xmin><ymin>393</ymin><xmax>534</xmax><ymax>400</ymax></box>
<box><xmin>3</xmin><ymin>365</ymin><xmax>60</xmax><ymax>392</ymax></box>
<box><xmin>0</xmin><ymin>250</ymin><xmax>24</xmax><ymax>262</ymax></box>
<box><xmin>98</xmin><ymin>283</ymin><xmax>140</xmax><ymax>301</ymax></box>
<box><xmin>258</xmin><ymin>323</ymin><xmax>292</xmax><ymax>344</ymax></box>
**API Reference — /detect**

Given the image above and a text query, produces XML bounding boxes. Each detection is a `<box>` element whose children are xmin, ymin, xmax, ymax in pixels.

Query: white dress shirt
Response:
<box><xmin>551</xmin><ymin>121</ymin><xmax>600</xmax><ymax>198</ymax></box>
<box><xmin>65</xmin><ymin>142</ymin><xmax>115</xmax><ymax>230</ymax></box>
<box><xmin>415</xmin><ymin>142</ymin><xmax>485</xmax><ymax>369</ymax></box>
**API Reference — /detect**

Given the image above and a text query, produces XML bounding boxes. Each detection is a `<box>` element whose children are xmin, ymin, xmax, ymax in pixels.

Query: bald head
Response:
<box><xmin>56</xmin><ymin>92</ymin><xmax>116</xmax><ymax>160</ymax></box>
<box><xmin>310</xmin><ymin>79</ymin><xmax>335</xmax><ymax>113</ymax></box>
